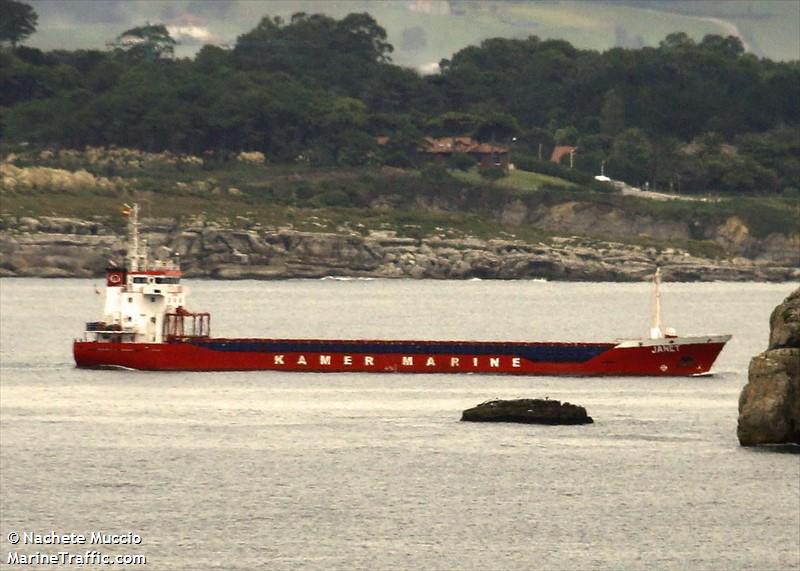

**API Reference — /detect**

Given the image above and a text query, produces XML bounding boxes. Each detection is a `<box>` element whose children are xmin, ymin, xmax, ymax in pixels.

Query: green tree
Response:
<box><xmin>573</xmin><ymin>133</ymin><xmax>612</xmax><ymax>176</ymax></box>
<box><xmin>378</xmin><ymin>121</ymin><xmax>424</xmax><ymax>167</ymax></box>
<box><xmin>473</xmin><ymin>112</ymin><xmax>520</xmax><ymax>143</ymax></box>
<box><xmin>518</xmin><ymin>127</ymin><xmax>555</xmax><ymax>159</ymax></box>
<box><xmin>554</xmin><ymin>126</ymin><xmax>579</xmax><ymax>146</ymax></box>
<box><xmin>608</xmin><ymin>128</ymin><xmax>652</xmax><ymax>186</ymax></box>
<box><xmin>234</xmin><ymin>12</ymin><xmax>393</xmax><ymax>100</ymax></box>
<box><xmin>195</xmin><ymin>45</ymin><xmax>232</xmax><ymax>74</ymax></box>
<box><xmin>647</xmin><ymin>137</ymin><xmax>682</xmax><ymax>192</ymax></box>
<box><xmin>311</xmin><ymin>96</ymin><xmax>376</xmax><ymax>165</ymax></box>
<box><xmin>446</xmin><ymin>152</ymin><xmax>477</xmax><ymax>171</ymax></box>
<box><xmin>0</xmin><ymin>0</ymin><xmax>37</xmax><ymax>48</ymax></box>
<box><xmin>335</xmin><ymin>12</ymin><xmax>393</xmax><ymax>64</ymax></box>
<box><xmin>599</xmin><ymin>89</ymin><xmax>625</xmax><ymax>135</ymax></box>
<box><xmin>719</xmin><ymin>155</ymin><xmax>777</xmax><ymax>193</ymax></box>
<box><xmin>110</xmin><ymin>24</ymin><xmax>176</xmax><ymax>62</ymax></box>
<box><xmin>699</xmin><ymin>34</ymin><xmax>745</xmax><ymax>59</ymax></box>
<box><xmin>658</xmin><ymin>32</ymin><xmax>694</xmax><ymax>51</ymax></box>
<box><xmin>426</xmin><ymin>111</ymin><xmax>479</xmax><ymax>137</ymax></box>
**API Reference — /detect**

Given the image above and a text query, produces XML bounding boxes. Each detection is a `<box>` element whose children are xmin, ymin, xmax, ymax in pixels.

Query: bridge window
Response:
<box><xmin>133</xmin><ymin>277</ymin><xmax>147</xmax><ymax>284</ymax></box>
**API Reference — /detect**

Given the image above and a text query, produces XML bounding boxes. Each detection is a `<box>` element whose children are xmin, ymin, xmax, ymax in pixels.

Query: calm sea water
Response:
<box><xmin>1</xmin><ymin>278</ymin><xmax>798</xmax><ymax>571</ymax></box>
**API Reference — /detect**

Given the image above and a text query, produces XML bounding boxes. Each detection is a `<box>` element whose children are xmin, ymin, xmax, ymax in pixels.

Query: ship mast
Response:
<box><xmin>124</xmin><ymin>203</ymin><xmax>147</xmax><ymax>271</ymax></box>
<box><xmin>650</xmin><ymin>267</ymin><xmax>663</xmax><ymax>339</ymax></box>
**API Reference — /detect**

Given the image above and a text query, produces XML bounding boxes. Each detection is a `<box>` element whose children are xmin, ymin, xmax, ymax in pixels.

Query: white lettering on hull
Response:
<box><xmin>265</xmin><ymin>353</ymin><xmax>528</xmax><ymax>371</ymax></box>
<box><xmin>651</xmin><ymin>345</ymin><xmax>679</xmax><ymax>354</ymax></box>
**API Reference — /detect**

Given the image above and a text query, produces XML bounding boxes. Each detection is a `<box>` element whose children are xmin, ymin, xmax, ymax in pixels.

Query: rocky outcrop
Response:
<box><xmin>461</xmin><ymin>399</ymin><xmax>593</xmax><ymax>425</ymax></box>
<box><xmin>738</xmin><ymin>288</ymin><xmax>800</xmax><ymax>446</ymax></box>
<box><xmin>768</xmin><ymin>288</ymin><xmax>800</xmax><ymax>350</ymax></box>
<box><xmin>1</xmin><ymin>215</ymin><xmax>798</xmax><ymax>281</ymax></box>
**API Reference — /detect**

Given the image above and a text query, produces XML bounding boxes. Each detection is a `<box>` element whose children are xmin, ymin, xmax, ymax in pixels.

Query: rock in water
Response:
<box><xmin>769</xmin><ymin>288</ymin><xmax>800</xmax><ymax>349</ymax></box>
<box><xmin>738</xmin><ymin>287</ymin><xmax>800</xmax><ymax>446</ymax></box>
<box><xmin>461</xmin><ymin>399</ymin><xmax>593</xmax><ymax>425</ymax></box>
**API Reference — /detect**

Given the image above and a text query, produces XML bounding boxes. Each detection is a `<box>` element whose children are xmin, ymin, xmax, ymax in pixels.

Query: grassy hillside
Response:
<box><xmin>452</xmin><ymin>169</ymin><xmax>578</xmax><ymax>193</ymax></box>
<box><xmin>2</xmin><ymin>148</ymin><xmax>797</xmax><ymax>261</ymax></box>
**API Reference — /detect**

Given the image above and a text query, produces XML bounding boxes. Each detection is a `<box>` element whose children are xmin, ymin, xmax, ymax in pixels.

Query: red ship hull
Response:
<box><xmin>73</xmin><ymin>335</ymin><xmax>730</xmax><ymax>376</ymax></box>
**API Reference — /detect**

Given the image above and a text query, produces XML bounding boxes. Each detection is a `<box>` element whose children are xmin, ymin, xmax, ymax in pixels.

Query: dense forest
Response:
<box><xmin>1</xmin><ymin>1</ymin><xmax>799</xmax><ymax>195</ymax></box>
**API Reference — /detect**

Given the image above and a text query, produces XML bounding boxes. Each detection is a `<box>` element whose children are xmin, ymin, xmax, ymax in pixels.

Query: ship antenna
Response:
<box><xmin>650</xmin><ymin>267</ymin><xmax>663</xmax><ymax>339</ymax></box>
<box><xmin>124</xmin><ymin>203</ymin><xmax>141</xmax><ymax>272</ymax></box>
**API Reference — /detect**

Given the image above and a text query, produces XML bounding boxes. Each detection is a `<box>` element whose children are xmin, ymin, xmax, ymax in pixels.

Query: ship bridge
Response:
<box><xmin>82</xmin><ymin>204</ymin><xmax>208</xmax><ymax>344</ymax></box>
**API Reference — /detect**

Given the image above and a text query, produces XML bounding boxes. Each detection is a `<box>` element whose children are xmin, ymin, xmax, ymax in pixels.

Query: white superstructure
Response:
<box><xmin>85</xmin><ymin>204</ymin><xmax>189</xmax><ymax>343</ymax></box>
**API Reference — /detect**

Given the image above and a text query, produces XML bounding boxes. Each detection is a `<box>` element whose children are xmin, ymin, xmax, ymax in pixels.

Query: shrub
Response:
<box><xmin>420</xmin><ymin>164</ymin><xmax>454</xmax><ymax>185</ymax></box>
<box><xmin>382</xmin><ymin>150</ymin><xmax>414</xmax><ymax>168</ymax></box>
<box><xmin>312</xmin><ymin>189</ymin><xmax>351</xmax><ymax>207</ymax></box>
<box><xmin>512</xmin><ymin>152</ymin><xmax>594</xmax><ymax>185</ymax></box>
<box><xmin>446</xmin><ymin>152</ymin><xmax>477</xmax><ymax>171</ymax></box>
<box><xmin>589</xmin><ymin>180</ymin><xmax>617</xmax><ymax>193</ymax></box>
<box><xmin>479</xmin><ymin>166</ymin><xmax>508</xmax><ymax>180</ymax></box>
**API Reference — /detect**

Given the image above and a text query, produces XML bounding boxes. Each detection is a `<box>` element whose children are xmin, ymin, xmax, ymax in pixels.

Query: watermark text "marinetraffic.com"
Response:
<box><xmin>5</xmin><ymin>530</ymin><xmax>146</xmax><ymax>565</ymax></box>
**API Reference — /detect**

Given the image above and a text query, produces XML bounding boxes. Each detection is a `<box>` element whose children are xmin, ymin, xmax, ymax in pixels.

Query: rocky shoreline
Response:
<box><xmin>738</xmin><ymin>288</ymin><xmax>800</xmax><ymax>447</ymax></box>
<box><xmin>1</xmin><ymin>215</ymin><xmax>798</xmax><ymax>281</ymax></box>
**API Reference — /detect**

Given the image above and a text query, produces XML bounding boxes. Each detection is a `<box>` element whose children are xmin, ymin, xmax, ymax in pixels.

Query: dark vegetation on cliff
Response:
<box><xmin>1</xmin><ymin>3</ymin><xmax>799</xmax><ymax>196</ymax></box>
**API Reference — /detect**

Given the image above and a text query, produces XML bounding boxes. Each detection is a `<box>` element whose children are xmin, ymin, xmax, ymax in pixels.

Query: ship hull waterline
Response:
<box><xmin>74</xmin><ymin>335</ymin><xmax>730</xmax><ymax>376</ymax></box>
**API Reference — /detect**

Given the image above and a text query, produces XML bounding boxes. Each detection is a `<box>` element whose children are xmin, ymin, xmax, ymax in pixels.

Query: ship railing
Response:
<box><xmin>86</xmin><ymin>321</ymin><xmax>122</xmax><ymax>332</ymax></box>
<box><xmin>163</xmin><ymin>310</ymin><xmax>210</xmax><ymax>341</ymax></box>
<box><xmin>81</xmin><ymin>329</ymin><xmax>137</xmax><ymax>342</ymax></box>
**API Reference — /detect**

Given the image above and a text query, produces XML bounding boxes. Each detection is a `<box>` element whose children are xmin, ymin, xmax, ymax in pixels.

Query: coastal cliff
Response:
<box><xmin>738</xmin><ymin>288</ymin><xmax>800</xmax><ymax>446</ymax></box>
<box><xmin>2</xmin><ymin>148</ymin><xmax>798</xmax><ymax>281</ymax></box>
<box><xmin>0</xmin><ymin>215</ymin><xmax>798</xmax><ymax>281</ymax></box>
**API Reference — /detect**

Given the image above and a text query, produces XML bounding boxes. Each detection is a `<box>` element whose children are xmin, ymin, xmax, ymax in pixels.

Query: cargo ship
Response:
<box><xmin>73</xmin><ymin>205</ymin><xmax>731</xmax><ymax>375</ymax></box>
